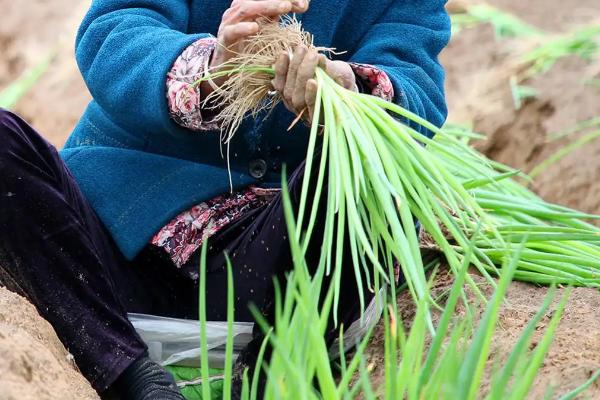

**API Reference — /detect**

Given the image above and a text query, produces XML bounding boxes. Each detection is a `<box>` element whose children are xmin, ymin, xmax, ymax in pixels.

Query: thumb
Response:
<box><xmin>327</xmin><ymin>60</ymin><xmax>356</xmax><ymax>90</ymax></box>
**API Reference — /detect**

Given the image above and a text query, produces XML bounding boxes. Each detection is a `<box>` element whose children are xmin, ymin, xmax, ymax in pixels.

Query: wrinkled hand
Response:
<box><xmin>271</xmin><ymin>46</ymin><xmax>357</xmax><ymax>122</ymax></box>
<box><xmin>201</xmin><ymin>0</ymin><xmax>309</xmax><ymax>97</ymax></box>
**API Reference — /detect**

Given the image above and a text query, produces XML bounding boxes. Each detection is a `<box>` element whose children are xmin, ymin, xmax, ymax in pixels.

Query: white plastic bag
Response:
<box><xmin>128</xmin><ymin>313</ymin><xmax>253</xmax><ymax>368</ymax></box>
<box><xmin>128</xmin><ymin>288</ymin><xmax>384</xmax><ymax>368</ymax></box>
<box><xmin>329</xmin><ymin>287</ymin><xmax>385</xmax><ymax>359</ymax></box>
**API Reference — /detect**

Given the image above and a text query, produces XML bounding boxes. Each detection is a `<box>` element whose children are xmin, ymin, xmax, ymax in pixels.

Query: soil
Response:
<box><xmin>0</xmin><ymin>0</ymin><xmax>599</xmax><ymax>399</ymax></box>
<box><xmin>0</xmin><ymin>288</ymin><xmax>99</xmax><ymax>400</ymax></box>
<box><xmin>0</xmin><ymin>0</ymin><xmax>90</xmax><ymax>148</ymax></box>
<box><xmin>363</xmin><ymin>274</ymin><xmax>600</xmax><ymax>399</ymax></box>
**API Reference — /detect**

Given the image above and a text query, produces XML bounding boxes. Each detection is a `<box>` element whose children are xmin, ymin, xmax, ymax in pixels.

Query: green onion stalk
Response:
<box><xmin>432</xmin><ymin>130</ymin><xmax>600</xmax><ymax>288</ymax></box>
<box><xmin>197</xmin><ymin>19</ymin><xmax>600</xmax><ymax>325</ymax></box>
<box><xmin>228</xmin><ymin>202</ymin><xmax>586</xmax><ymax>399</ymax></box>
<box><xmin>194</xmin><ymin>199</ymin><xmax>597</xmax><ymax>399</ymax></box>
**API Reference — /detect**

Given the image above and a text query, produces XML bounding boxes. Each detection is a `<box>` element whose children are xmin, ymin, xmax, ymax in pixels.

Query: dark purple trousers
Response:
<box><xmin>0</xmin><ymin>109</ymin><xmax>372</xmax><ymax>394</ymax></box>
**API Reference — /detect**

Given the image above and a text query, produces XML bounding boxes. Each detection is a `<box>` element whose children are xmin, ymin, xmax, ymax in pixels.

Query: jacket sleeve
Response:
<box><xmin>75</xmin><ymin>0</ymin><xmax>208</xmax><ymax>136</ymax></box>
<box><xmin>348</xmin><ymin>0</ymin><xmax>451</xmax><ymax>136</ymax></box>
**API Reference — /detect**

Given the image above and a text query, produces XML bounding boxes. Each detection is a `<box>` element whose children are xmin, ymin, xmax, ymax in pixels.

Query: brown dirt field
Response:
<box><xmin>0</xmin><ymin>0</ymin><xmax>90</xmax><ymax>148</ymax></box>
<box><xmin>0</xmin><ymin>0</ymin><xmax>599</xmax><ymax>398</ymax></box>
<box><xmin>446</xmin><ymin>30</ymin><xmax>600</xmax><ymax>220</ymax></box>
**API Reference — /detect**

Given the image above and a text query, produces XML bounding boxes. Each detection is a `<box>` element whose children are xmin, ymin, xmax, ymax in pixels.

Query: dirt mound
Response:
<box><xmin>0</xmin><ymin>288</ymin><xmax>98</xmax><ymax>400</ymax></box>
<box><xmin>443</xmin><ymin>3</ymin><xmax>600</xmax><ymax>218</ymax></box>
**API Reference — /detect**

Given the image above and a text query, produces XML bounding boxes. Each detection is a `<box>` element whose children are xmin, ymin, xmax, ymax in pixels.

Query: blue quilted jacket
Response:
<box><xmin>61</xmin><ymin>0</ymin><xmax>451</xmax><ymax>259</ymax></box>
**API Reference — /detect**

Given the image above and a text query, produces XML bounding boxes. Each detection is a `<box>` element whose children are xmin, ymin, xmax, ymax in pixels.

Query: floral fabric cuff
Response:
<box><xmin>349</xmin><ymin>63</ymin><xmax>395</xmax><ymax>102</ymax></box>
<box><xmin>166</xmin><ymin>37</ymin><xmax>219</xmax><ymax>131</ymax></box>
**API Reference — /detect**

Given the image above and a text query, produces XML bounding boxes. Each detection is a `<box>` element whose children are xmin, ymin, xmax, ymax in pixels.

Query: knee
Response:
<box><xmin>0</xmin><ymin>109</ymin><xmax>46</xmax><ymax>161</ymax></box>
<box><xmin>0</xmin><ymin>109</ymin><xmax>22</xmax><ymax>153</ymax></box>
<box><xmin>0</xmin><ymin>108</ymin><xmax>18</xmax><ymax>132</ymax></box>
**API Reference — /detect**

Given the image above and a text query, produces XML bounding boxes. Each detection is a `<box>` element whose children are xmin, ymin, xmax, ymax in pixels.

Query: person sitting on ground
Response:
<box><xmin>0</xmin><ymin>0</ymin><xmax>450</xmax><ymax>398</ymax></box>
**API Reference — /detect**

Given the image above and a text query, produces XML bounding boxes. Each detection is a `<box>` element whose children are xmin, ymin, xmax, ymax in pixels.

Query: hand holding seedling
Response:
<box><xmin>202</xmin><ymin>0</ymin><xmax>309</xmax><ymax>97</ymax></box>
<box><xmin>271</xmin><ymin>46</ymin><xmax>357</xmax><ymax>121</ymax></box>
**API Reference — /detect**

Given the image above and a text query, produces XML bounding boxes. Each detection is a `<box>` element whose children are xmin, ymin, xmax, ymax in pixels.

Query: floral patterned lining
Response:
<box><xmin>151</xmin><ymin>186</ymin><xmax>277</xmax><ymax>267</ymax></box>
<box><xmin>156</xmin><ymin>38</ymin><xmax>396</xmax><ymax>267</ymax></box>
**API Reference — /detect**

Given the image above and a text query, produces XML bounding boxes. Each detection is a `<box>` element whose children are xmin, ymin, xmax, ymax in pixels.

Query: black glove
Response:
<box><xmin>104</xmin><ymin>354</ymin><xmax>184</xmax><ymax>400</ymax></box>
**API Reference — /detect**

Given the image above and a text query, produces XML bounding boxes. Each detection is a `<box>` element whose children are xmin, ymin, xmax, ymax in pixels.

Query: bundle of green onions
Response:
<box><xmin>434</xmin><ymin>128</ymin><xmax>600</xmax><ymax>286</ymax></box>
<box><xmin>200</xmin><ymin>19</ymin><xmax>600</xmax><ymax>320</ymax></box>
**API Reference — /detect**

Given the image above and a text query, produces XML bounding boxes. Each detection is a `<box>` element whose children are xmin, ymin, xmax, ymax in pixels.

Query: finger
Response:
<box><xmin>292</xmin><ymin>49</ymin><xmax>319</xmax><ymax>110</ymax></box>
<box><xmin>224</xmin><ymin>0</ymin><xmax>293</xmax><ymax>23</ymax></box>
<box><xmin>220</xmin><ymin>21</ymin><xmax>259</xmax><ymax>48</ymax></box>
<box><xmin>327</xmin><ymin>60</ymin><xmax>356</xmax><ymax>90</ymax></box>
<box><xmin>283</xmin><ymin>46</ymin><xmax>307</xmax><ymax>107</ymax></box>
<box><xmin>318</xmin><ymin>54</ymin><xmax>328</xmax><ymax>69</ymax></box>
<box><xmin>290</xmin><ymin>0</ymin><xmax>309</xmax><ymax>13</ymax></box>
<box><xmin>281</xmin><ymin>97</ymin><xmax>295</xmax><ymax>115</ymax></box>
<box><xmin>305</xmin><ymin>79</ymin><xmax>318</xmax><ymax>121</ymax></box>
<box><xmin>325</xmin><ymin>60</ymin><xmax>343</xmax><ymax>85</ymax></box>
<box><xmin>271</xmin><ymin>52</ymin><xmax>289</xmax><ymax>92</ymax></box>
<box><xmin>341</xmin><ymin>73</ymin><xmax>357</xmax><ymax>91</ymax></box>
